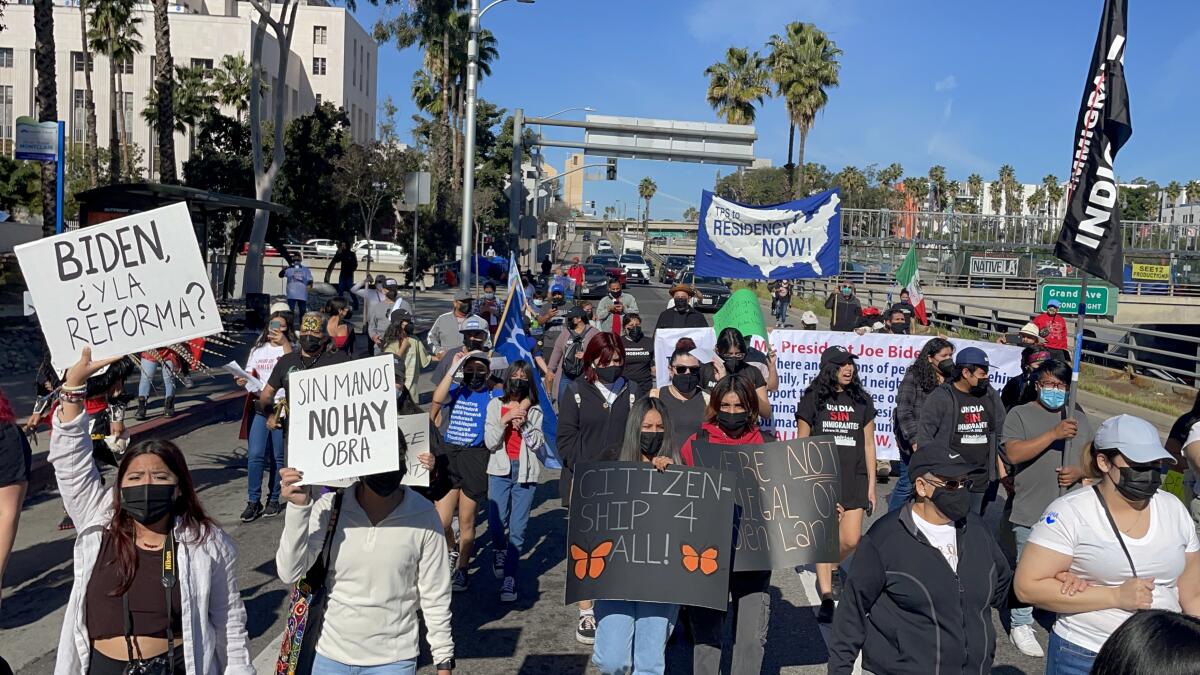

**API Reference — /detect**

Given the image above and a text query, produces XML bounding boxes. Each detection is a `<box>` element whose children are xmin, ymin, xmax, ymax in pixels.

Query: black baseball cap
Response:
<box><xmin>820</xmin><ymin>345</ymin><xmax>857</xmax><ymax>368</ymax></box>
<box><xmin>566</xmin><ymin>306</ymin><xmax>587</xmax><ymax>322</ymax></box>
<box><xmin>908</xmin><ymin>440</ymin><xmax>985</xmax><ymax>481</ymax></box>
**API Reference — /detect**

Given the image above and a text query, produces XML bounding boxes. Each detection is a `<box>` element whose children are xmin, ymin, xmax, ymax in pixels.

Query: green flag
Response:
<box><xmin>714</xmin><ymin>289</ymin><xmax>768</xmax><ymax>341</ymax></box>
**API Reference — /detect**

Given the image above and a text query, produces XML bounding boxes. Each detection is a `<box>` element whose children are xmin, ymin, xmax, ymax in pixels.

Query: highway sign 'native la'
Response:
<box><xmin>1037</xmin><ymin>278</ymin><xmax>1118</xmax><ymax>316</ymax></box>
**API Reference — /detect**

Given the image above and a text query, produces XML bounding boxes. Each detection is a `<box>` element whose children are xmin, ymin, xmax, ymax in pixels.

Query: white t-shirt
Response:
<box><xmin>246</xmin><ymin>343</ymin><xmax>287</xmax><ymax>401</ymax></box>
<box><xmin>1029</xmin><ymin>487</ymin><xmax>1200</xmax><ymax>653</ymax></box>
<box><xmin>912</xmin><ymin>508</ymin><xmax>959</xmax><ymax>570</ymax></box>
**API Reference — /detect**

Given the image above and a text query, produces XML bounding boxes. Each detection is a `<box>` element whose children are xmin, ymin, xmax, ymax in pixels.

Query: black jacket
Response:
<box><xmin>827</xmin><ymin>504</ymin><xmax>1012</xmax><ymax>675</ymax></box>
<box><xmin>893</xmin><ymin>366</ymin><xmax>934</xmax><ymax>457</ymax></box>
<box><xmin>824</xmin><ymin>293</ymin><xmax>861</xmax><ymax>332</ymax></box>
<box><xmin>655</xmin><ymin>306</ymin><xmax>709</xmax><ymax>330</ymax></box>
<box><xmin>914</xmin><ymin>382</ymin><xmax>1007</xmax><ymax>486</ymax></box>
<box><xmin>557</xmin><ymin>377</ymin><xmax>642</xmax><ymax>504</ymax></box>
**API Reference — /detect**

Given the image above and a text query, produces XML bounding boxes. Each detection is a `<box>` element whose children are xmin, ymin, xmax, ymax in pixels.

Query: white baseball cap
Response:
<box><xmin>1093</xmin><ymin>414</ymin><xmax>1174</xmax><ymax>464</ymax></box>
<box><xmin>801</xmin><ymin>311</ymin><xmax>819</xmax><ymax>326</ymax></box>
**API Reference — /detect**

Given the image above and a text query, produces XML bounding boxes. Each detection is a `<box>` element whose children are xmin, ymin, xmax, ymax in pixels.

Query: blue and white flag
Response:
<box><xmin>493</xmin><ymin>254</ymin><xmax>561</xmax><ymax>468</ymax></box>
<box><xmin>695</xmin><ymin>188</ymin><xmax>841</xmax><ymax>280</ymax></box>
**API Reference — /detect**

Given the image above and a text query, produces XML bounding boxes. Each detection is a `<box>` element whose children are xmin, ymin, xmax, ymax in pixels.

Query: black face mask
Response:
<box><xmin>672</xmin><ymin>372</ymin><xmax>700</xmax><ymax>394</ymax></box>
<box><xmin>611</xmin><ymin>291</ymin><xmax>621</xmax><ymax>299</ymax></box>
<box><xmin>1114</xmin><ymin>465</ymin><xmax>1162</xmax><ymax>501</ymax></box>
<box><xmin>594</xmin><ymin>365</ymin><xmax>622</xmax><ymax>384</ymax></box>
<box><xmin>937</xmin><ymin>358</ymin><xmax>956</xmax><ymax>380</ymax></box>
<box><xmin>721</xmin><ymin>356</ymin><xmax>743</xmax><ymax>373</ymax></box>
<box><xmin>120</xmin><ymin>484</ymin><xmax>176</xmax><ymax>525</ymax></box>
<box><xmin>639</xmin><ymin>431</ymin><xmax>665</xmax><ymax>458</ymax></box>
<box><xmin>674</xmin><ymin>298</ymin><xmax>689</xmax><ymax>312</ymax></box>
<box><xmin>585</xmin><ymin>310</ymin><xmax>595</xmax><ymax>320</ymax></box>
<box><xmin>969</xmin><ymin>380</ymin><xmax>990</xmax><ymax>396</ymax></box>
<box><xmin>299</xmin><ymin>335</ymin><xmax>324</xmax><ymax>355</ymax></box>
<box><xmin>464</xmin><ymin>336</ymin><xmax>485</xmax><ymax>351</ymax></box>
<box><xmin>890</xmin><ymin>323</ymin><xmax>908</xmax><ymax>334</ymax></box>
<box><xmin>930</xmin><ymin>485</ymin><xmax>972</xmax><ymax>522</ymax></box>
<box><xmin>364</xmin><ymin>470</ymin><xmax>404</xmax><ymax>497</ymax></box>
<box><xmin>626</xmin><ymin>326</ymin><xmax>644</xmax><ymax>342</ymax></box>
<box><xmin>716</xmin><ymin>410</ymin><xmax>749</xmax><ymax>436</ymax></box>
<box><xmin>507</xmin><ymin>378</ymin><xmax>530</xmax><ymax>399</ymax></box>
<box><xmin>457</xmin><ymin>301</ymin><xmax>473</xmax><ymax>313</ymax></box>
<box><xmin>552</xmin><ymin>297</ymin><xmax>565</xmax><ymax>308</ymax></box>
<box><xmin>464</xmin><ymin>370</ymin><xmax>489</xmax><ymax>390</ymax></box>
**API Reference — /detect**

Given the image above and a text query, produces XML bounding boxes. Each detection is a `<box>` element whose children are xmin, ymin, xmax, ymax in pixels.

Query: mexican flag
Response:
<box><xmin>895</xmin><ymin>242</ymin><xmax>928</xmax><ymax>325</ymax></box>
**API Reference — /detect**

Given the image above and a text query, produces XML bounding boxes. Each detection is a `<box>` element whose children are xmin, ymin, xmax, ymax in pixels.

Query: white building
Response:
<box><xmin>950</xmin><ymin>181</ymin><xmax>1068</xmax><ymax>218</ymax></box>
<box><xmin>1</xmin><ymin>0</ymin><xmax>376</xmax><ymax>177</ymax></box>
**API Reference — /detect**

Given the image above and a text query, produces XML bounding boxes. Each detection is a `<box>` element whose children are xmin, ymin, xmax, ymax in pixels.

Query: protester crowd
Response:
<box><xmin>2</xmin><ymin>254</ymin><xmax>1199</xmax><ymax>675</ymax></box>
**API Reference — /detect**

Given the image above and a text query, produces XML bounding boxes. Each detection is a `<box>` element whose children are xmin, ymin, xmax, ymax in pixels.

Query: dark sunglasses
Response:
<box><xmin>924</xmin><ymin>476</ymin><xmax>976</xmax><ymax>491</ymax></box>
<box><xmin>673</xmin><ymin>365</ymin><xmax>701</xmax><ymax>374</ymax></box>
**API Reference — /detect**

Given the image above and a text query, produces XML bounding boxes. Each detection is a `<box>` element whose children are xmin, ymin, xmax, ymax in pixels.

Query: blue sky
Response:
<box><xmin>351</xmin><ymin>0</ymin><xmax>1200</xmax><ymax>219</ymax></box>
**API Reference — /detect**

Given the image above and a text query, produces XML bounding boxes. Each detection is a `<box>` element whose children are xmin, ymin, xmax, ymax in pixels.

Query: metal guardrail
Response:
<box><xmin>791</xmin><ymin>278</ymin><xmax>1200</xmax><ymax>386</ymax></box>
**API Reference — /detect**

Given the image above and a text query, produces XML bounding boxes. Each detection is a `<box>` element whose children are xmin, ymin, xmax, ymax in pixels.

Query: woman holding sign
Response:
<box><xmin>484</xmin><ymin>360</ymin><xmax>545</xmax><ymax>603</ymax></box>
<box><xmin>678</xmin><ymin>375</ymin><xmax>775</xmax><ymax>675</ymax></box>
<box><xmin>235</xmin><ymin>312</ymin><xmax>294</xmax><ymax>523</ymax></box>
<box><xmin>591</xmin><ymin>397</ymin><xmax>680</xmax><ymax>675</ymax></box>
<box><xmin>795</xmin><ymin>345</ymin><xmax>878</xmax><ymax>624</ymax></box>
<box><xmin>48</xmin><ymin>347</ymin><xmax>252</xmax><ymax>674</ymax></box>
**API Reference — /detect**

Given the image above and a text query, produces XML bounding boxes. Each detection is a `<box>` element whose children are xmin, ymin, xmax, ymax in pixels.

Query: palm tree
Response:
<box><xmin>927</xmin><ymin>165</ymin><xmax>947</xmax><ymax>211</ymax></box>
<box><xmin>998</xmin><ymin>164</ymin><xmax>1022</xmax><ymax>215</ymax></box>
<box><xmin>79</xmin><ymin>0</ymin><xmax>99</xmax><ymax>185</ymax></box>
<box><xmin>1165</xmin><ymin>181</ymin><xmax>1183</xmax><ymax>220</ymax></box>
<box><xmin>878</xmin><ymin>162</ymin><xmax>903</xmax><ymax>188</ymax></box>
<box><xmin>902</xmin><ymin>177</ymin><xmax>929</xmax><ymax>210</ymax></box>
<box><xmin>766</xmin><ymin>22</ymin><xmax>841</xmax><ymax>198</ymax></box>
<box><xmin>1026</xmin><ymin>186</ymin><xmax>1046</xmax><ymax>215</ymax></box>
<box><xmin>1042</xmin><ymin>174</ymin><xmax>1062</xmax><ymax>219</ymax></box>
<box><xmin>174</xmin><ymin>65</ymin><xmax>216</xmax><ymax>154</ymax></box>
<box><xmin>211</xmin><ymin>53</ymin><xmax>261</xmax><ymax>121</ymax></box>
<box><xmin>704</xmin><ymin>47</ymin><xmax>769</xmax><ymax>126</ymax></box>
<box><xmin>1187</xmin><ymin>180</ymin><xmax>1200</xmax><ymax>206</ymax></box>
<box><xmin>638</xmin><ymin>177</ymin><xmax>657</xmax><ymax>237</ymax></box>
<box><xmin>90</xmin><ymin>0</ymin><xmax>142</xmax><ymax>181</ymax></box>
<box><xmin>967</xmin><ymin>173</ymin><xmax>984</xmax><ymax>212</ymax></box>
<box><xmin>989</xmin><ymin>179</ymin><xmax>1003</xmax><ymax>215</ymax></box>
<box><xmin>682</xmin><ymin>206</ymin><xmax>699</xmax><ymax>222</ymax></box>
<box><xmin>835</xmin><ymin>165</ymin><xmax>867</xmax><ymax>207</ymax></box>
<box><xmin>151</xmin><ymin>0</ymin><xmax>176</xmax><ymax>182</ymax></box>
<box><xmin>945</xmin><ymin>180</ymin><xmax>961</xmax><ymax>211</ymax></box>
<box><xmin>34</xmin><ymin>0</ymin><xmax>57</xmax><ymax>234</ymax></box>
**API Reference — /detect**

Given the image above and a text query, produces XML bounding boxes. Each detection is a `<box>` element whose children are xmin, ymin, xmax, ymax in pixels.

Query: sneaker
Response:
<box><xmin>817</xmin><ymin>597</ymin><xmax>836</xmax><ymax>623</ymax></box>
<box><xmin>240</xmin><ymin>502</ymin><xmax>263</xmax><ymax>523</ymax></box>
<box><xmin>262</xmin><ymin>501</ymin><xmax>284</xmax><ymax>518</ymax></box>
<box><xmin>493</xmin><ymin>550</ymin><xmax>507</xmax><ymax>579</ymax></box>
<box><xmin>451</xmin><ymin>568</ymin><xmax>468</xmax><ymax>592</ymax></box>
<box><xmin>1010</xmin><ymin>625</ymin><xmax>1044</xmax><ymax>657</ymax></box>
<box><xmin>57</xmin><ymin>514</ymin><xmax>75</xmax><ymax>531</ymax></box>
<box><xmin>448</xmin><ymin>549</ymin><xmax>460</xmax><ymax>572</ymax></box>
<box><xmin>500</xmin><ymin>576</ymin><xmax>517</xmax><ymax>603</ymax></box>
<box><xmin>576</xmin><ymin>612</ymin><xmax>597</xmax><ymax>645</ymax></box>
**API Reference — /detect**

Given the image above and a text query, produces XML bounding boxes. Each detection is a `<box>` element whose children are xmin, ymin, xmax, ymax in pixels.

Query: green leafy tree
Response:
<box><xmin>211</xmin><ymin>53</ymin><xmax>263</xmax><ymax>121</ymax></box>
<box><xmin>1043</xmin><ymin>174</ymin><xmax>1062</xmax><ymax>219</ymax></box>
<box><xmin>714</xmin><ymin>167</ymin><xmax>790</xmax><ymax>204</ymax></box>
<box><xmin>277</xmin><ymin>102</ymin><xmax>350</xmax><ymax>240</ymax></box>
<box><xmin>1026</xmin><ymin>186</ymin><xmax>1046</xmax><ymax>215</ymax></box>
<box><xmin>682</xmin><ymin>206</ymin><xmax>700</xmax><ymax>222</ymax></box>
<box><xmin>927</xmin><ymin>165</ymin><xmax>947</xmax><ymax>210</ymax></box>
<box><xmin>765</xmin><ymin>22</ymin><xmax>841</xmax><ymax>197</ymax></box>
<box><xmin>638</xmin><ymin>177</ymin><xmax>658</xmax><ymax>236</ymax></box>
<box><xmin>989</xmin><ymin>179</ymin><xmax>1003</xmax><ymax>215</ymax></box>
<box><xmin>967</xmin><ymin>173</ymin><xmax>984</xmax><ymax>212</ymax></box>
<box><xmin>89</xmin><ymin>0</ymin><xmax>141</xmax><ymax>180</ymax></box>
<box><xmin>0</xmin><ymin>156</ymin><xmax>41</xmax><ymax>214</ymax></box>
<box><xmin>834</xmin><ymin>165</ymin><xmax>867</xmax><ymax>207</ymax></box>
<box><xmin>704</xmin><ymin>47</ymin><xmax>769</xmax><ymax>125</ymax></box>
<box><xmin>1186</xmin><ymin>180</ymin><xmax>1200</xmax><ymax>206</ymax></box>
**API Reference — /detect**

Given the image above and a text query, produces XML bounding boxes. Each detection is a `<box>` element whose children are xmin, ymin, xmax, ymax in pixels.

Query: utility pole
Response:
<box><xmin>508</xmin><ymin>107</ymin><xmax>524</xmax><ymax>264</ymax></box>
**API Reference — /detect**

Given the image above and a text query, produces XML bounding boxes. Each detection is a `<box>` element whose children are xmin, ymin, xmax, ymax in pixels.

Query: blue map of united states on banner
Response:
<box><xmin>695</xmin><ymin>188</ymin><xmax>841</xmax><ymax>280</ymax></box>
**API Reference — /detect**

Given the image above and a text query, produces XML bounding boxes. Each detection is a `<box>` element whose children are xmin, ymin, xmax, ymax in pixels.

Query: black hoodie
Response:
<box><xmin>827</xmin><ymin>503</ymin><xmax>1012</xmax><ymax>675</ymax></box>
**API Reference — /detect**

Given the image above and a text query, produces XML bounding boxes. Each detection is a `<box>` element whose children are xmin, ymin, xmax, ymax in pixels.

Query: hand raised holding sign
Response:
<box><xmin>279</xmin><ymin>467</ymin><xmax>311</xmax><ymax>507</ymax></box>
<box><xmin>64</xmin><ymin>346</ymin><xmax>126</xmax><ymax>388</ymax></box>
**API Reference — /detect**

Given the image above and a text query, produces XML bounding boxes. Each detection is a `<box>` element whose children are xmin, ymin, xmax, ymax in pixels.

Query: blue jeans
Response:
<box><xmin>247</xmin><ymin>413</ymin><xmax>285</xmax><ymax>504</ymax></box>
<box><xmin>288</xmin><ymin>298</ymin><xmax>307</xmax><ymax>317</ymax></box>
<box><xmin>593</xmin><ymin>600</ymin><xmax>678</xmax><ymax>675</ymax></box>
<box><xmin>137</xmin><ymin>358</ymin><xmax>175</xmax><ymax>399</ymax></box>
<box><xmin>1011</xmin><ymin>524</ymin><xmax>1034</xmax><ymax>627</ymax></box>
<box><xmin>1045</xmin><ymin>632</ymin><xmax>1097</xmax><ymax>675</ymax></box>
<box><xmin>487</xmin><ymin>458</ymin><xmax>536</xmax><ymax>578</ymax></box>
<box><xmin>887</xmin><ymin>456</ymin><xmax>912</xmax><ymax>512</ymax></box>
<box><xmin>311</xmin><ymin>653</ymin><xmax>417</xmax><ymax>674</ymax></box>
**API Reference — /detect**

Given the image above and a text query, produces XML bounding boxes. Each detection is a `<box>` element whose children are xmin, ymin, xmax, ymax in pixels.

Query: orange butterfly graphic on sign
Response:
<box><xmin>681</xmin><ymin>544</ymin><xmax>719</xmax><ymax>575</ymax></box>
<box><xmin>570</xmin><ymin>541</ymin><xmax>614</xmax><ymax>580</ymax></box>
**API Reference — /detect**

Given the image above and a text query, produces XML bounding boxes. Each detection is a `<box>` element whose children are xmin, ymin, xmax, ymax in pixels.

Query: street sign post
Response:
<box><xmin>1037</xmin><ymin>278</ymin><xmax>1118</xmax><ymax>316</ymax></box>
<box><xmin>398</xmin><ymin>171</ymin><xmax>432</xmax><ymax>304</ymax></box>
<box><xmin>16</xmin><ymin>117</ymin><xmax>65</xmax><ymax>233</ymax></box>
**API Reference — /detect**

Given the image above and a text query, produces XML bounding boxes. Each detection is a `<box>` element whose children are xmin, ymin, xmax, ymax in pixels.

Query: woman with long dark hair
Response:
<box><xmin>678</xmin><ymin>375</ymin><xmax>775</xmax><ymax>675</ymax></box>
<box><xmin>382</xmin><ymin>309</ymin><xmax>429</xmax><ymax>403</ymax></box>
<box><xmin>795</xmin><ymin>346</ymin><xmax>878</xmax><ymax>623</ymax></box>
<box><xmin>484</xmin><ymin>360</ymin><xmax>545</xmax><ymax>603</ymax></box>
<box><xmin>323</xmin><ymin>297</ymin><xmax>355</xmax><ymax>356</ymax></box>
<box><xmin>0</xmin><ymin>387</ymin><xmax>30</xmax><ymax>613</ymax></box>
<box><xmin>50</xmin><ymin>348</ymin><xmax>251</xmax><ymax>674</ymax></box>
<box><xmin>889</xmin><ymin>337</ymin><xmax>954</xmax><ymax>511</ymax></box>
<box><xmin>699</xmin><ymin>327</ymin><xmax>771</xmax><ymax>417</ymax></box>
<box><xmin>234</xmin><ymin>311</ymin><xmax>294</xmax><ymax>523</ymax></box>
<box><xmin>558</xmin><ymin>331</ymin><xmax>641</xmax><ymax>645</ymax></box>
<box><xmin>591</xmin><ymin>397</ymin><xmax>678</xmax><ymax>675</ymax></box>
<box><xmin>1091</xmin><ymin>609</ymin><xmax>1200</xmax><ymax>675</ymax></box>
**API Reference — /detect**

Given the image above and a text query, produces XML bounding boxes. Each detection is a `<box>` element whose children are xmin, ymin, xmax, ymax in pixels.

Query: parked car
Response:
<box><xmin>659</xmin><ymin>254</ymin><xmax>693</xmax><ymax>284</ymax></box>
<box><xmin>240</xmin><ymin>242</ymin><xmax>282</xmax><ymax>257</ymax></box>
<box><xmin>619</xmin><ymin>253</ymin><xmax>652</xmax><ymax>285</ymax></box>
<box><xmin>353</xmin><ymin>240</ymin><xmax>408</xmax><ymax>265</ymax></box>
<box><xmin>305</xmin><ymin>238</ymin><xmax>338</xmax><ymax>257</ymax></box>
<box><xmin>587</xmin><ymin>254</ymin><xmax>626</xmax><ymax>287</ymax></box>
<box><xmin>682</xmin><ymin>272</ymin><xmax>731</xmax><ymax>312</ymax></box>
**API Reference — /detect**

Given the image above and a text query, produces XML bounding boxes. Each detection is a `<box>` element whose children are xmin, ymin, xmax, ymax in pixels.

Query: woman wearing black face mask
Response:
<box><xmin>1016</xmin><ymin>414</ymin><xmax>1200</xmax><ymax>673</ymax></box>
<box><xmin>49</xmin><ymin>347</ymin><xmax>251</xmax><ymax>674</ymax></box>
<box><xmin>619</xmin><ymin>314</ymin><xmax>655</xmax><ymax>395</ymax></box>
<box><xmin>650</xmin><ymin>349</ymin><xmax>707</xmax><ymax>457</ymax></box>
<box><xmin>700</xmin><ymin>328</ymin><xmax>771</xmax><ymax>419</ymax></box>
<box><xmin>678</xmin><ymin>375</ymin><xmax>775</xmax><ymax>675</ymax></box>
<box><xmin>259</xmin><ymin>312</ymin><xmax>351</xmax><ymax>433</ymax></box>
<box><xmin>557</xmin><ymin>332</ymin><xmax>641</xmax><ymax>645</ymax></box>
<box><xmin>483</xmin><ymin>361</ymin><xmax>546</xmax><ymax>603</ymax></box>
<box><xmin>590</xmin><ymin>397</ymin><xmax>680</xmax><ymax>674</ymax></box>
<box><xmin>828</xmin><ymin>442</ymin><xmax>1013</xmax><ymax>675</ymax></box>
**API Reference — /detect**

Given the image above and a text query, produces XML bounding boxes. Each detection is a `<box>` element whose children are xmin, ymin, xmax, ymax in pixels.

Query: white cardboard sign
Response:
<box><xmin>15</xmin><ymin>203</ymin><xmax>224</xmax><ymax>371</ymax></box>
<box><xmin>398</xmin><ymin>413</ymin><xmax>431</xmax><ymax>487</ymax></box>
<box><xmin>653</xmin><ymin>327</ymin><xmax>716</xmax><ymax>388</ymax></box>
<box><xmin>289</xmin><ymin>355</ymin><xmax>399</xmax><ymax>486</ymax></box>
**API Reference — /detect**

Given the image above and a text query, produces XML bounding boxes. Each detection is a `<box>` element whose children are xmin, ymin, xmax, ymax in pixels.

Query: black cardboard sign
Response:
<box><xmin>693</xmin><ymin>436</ymin><xmax>841</xmax><ymax>571</ymax></box>
<box><xmin>565</xmin><ymin>461</ymin><xmax>737</xmax><ymax>610</ymax></box>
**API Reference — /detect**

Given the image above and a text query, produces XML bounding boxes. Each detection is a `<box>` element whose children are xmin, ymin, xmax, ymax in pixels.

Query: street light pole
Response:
<box><xmin>459</xmin><ymin>0</ymin><xmax>532</xmax><ymax>292</ymax></box>
<box><xmin>527</xmin><ymin>105</ymin><xmax>592</xmax><ymax>270</ymax></box>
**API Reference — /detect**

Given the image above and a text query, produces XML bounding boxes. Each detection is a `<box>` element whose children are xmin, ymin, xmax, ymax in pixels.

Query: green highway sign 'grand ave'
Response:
<box><xmin>1037</xmin><ymin>278</ymin><xmax>1119</xmax><ymax>316</ymax></box>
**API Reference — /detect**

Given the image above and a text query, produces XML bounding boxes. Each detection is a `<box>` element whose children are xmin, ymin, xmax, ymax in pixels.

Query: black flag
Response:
<box><xmin>1054</xmin><ymin>0</ymin><xmax>1131</xmax><ymax>286</ymax></box>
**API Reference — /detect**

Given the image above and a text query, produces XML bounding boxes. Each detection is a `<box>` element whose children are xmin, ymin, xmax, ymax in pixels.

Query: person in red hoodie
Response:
<box><xmin>566</xmin><ymin>256</ymin><xmax>586</xmax><ymax>294</ymax></box>
<box><xmin>679</xmin><ymin>375</ymin><xmax>775</xmax><ymax>675</ymax></box>
<box><xmin>1032</xmin><ymin>299</ymin><xmax>1070</xmax><ymax>362</ymax></box>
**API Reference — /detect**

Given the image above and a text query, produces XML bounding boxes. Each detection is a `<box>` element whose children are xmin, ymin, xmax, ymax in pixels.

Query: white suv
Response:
<box><xmin>352</xmin><ymin>240</ymin><xmax>408</xmax><ymax>265</ymax></box>
<box><xmin>619</xmin><ymin>254</ymin><xmax>652</xmax><ymax>284</ymax></box>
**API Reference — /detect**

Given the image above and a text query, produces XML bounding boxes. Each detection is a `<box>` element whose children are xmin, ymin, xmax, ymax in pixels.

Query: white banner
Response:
<box><xmin>653</xmin><ymin>327</ymin><xmax>716</xmax><ymax>389</ymax></box>
<box><xmin>768</xmin><ymin>331</ymin><xmax>1021</xmax><ymax>460</ymax></box>
<box><xmin>969</xmin><ymin>256</ymin><xmax>1019</xmax><ymax>277</ymax></box>
<box><xmin>289</xmin><ymin>355</ymin><xmax>400</xmax><ymax>486</ymax></box>
<box><xmin>398</xmin><ymin>413</ymin><xmax>431</xmax><ymax>487</ymax></box>
<box><xmin>16</xmin><ymin>203</ymin><xmax>224</xmax><ymax>371</ymax></box>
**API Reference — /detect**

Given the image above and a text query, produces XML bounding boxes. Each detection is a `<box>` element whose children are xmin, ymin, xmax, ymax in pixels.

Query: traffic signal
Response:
<box><xmin>606</xmin><ymin>158</ymin><xmax>617</xmax><ymax>181</ymax></box>
<box><xmin>588</xmin><ymin>201</ymin><xmax>596</xmax><ymax>209</ymax></box>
